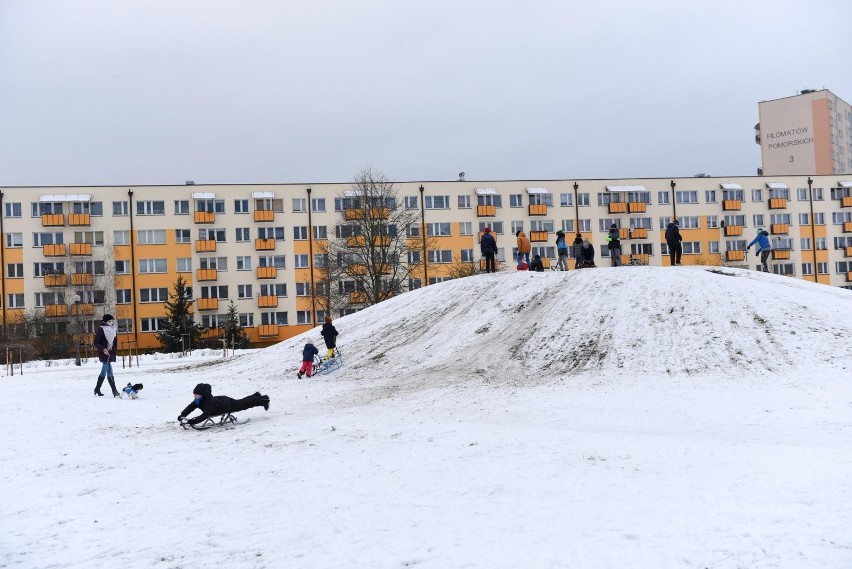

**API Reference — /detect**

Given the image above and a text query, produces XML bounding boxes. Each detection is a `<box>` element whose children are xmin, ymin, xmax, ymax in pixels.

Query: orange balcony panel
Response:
<box><xmin>725</xmin><ymin>225</ymin><xmax>743</xmax><ymax>237</ymax></box>
<box><xmin>196</xmin><ymin>268</ymin><xmax>217</xmax><ymax>281</ymax></box>
<box><xmin>70</xmin><ymin>243</ymin><xmax>92</xmax><ymax>256</ymax></box>
<box><xmin>770</xmin><ymin>223</ymin><xmax>789</xmax><ymax>235</ymax></box>
<box><xmin>71</xmin><ymin>273</ymin><xmax>93</xmax><ymax>286</ymax></box>
<box><xmin>771</xmin><ymin>250</ymin><xmax>791</xmax><ymax>260</ymax></box>
<box><xmin>529</xmin><ymin>204</ymin><xmax>548</xmax><ymax>216</ymax></box>
<box><xmin>71</xmin><ymin>303</ymin><xmax>94</xmax><ymax>316</ymax></box>
<box><xmin>68</xmin><ymin>213</ymin><xmax>91</xmax><ymax>226</ymax></box>
<box><xmin>41</xmin><ymin>214</ymin><xmax>65</xmax><ymax>227</ymax></box>
<box><xmin>255</xmin><ymin>238</ymin><xmax>275</xmax><ymax>251</ymax></box>
<box><xmin>258</xmin><ymin>295</ymin><xmax>278</xmax><ymax>308</ymax></box>
<box><xmin>529</xmin><ymin>230</ymin><xmax>549</xmax><ymax>242</ymax></box>
<box><xmin>540</xmin><ymin>257</ymin><xmax>551</xmax><ymax>269</ymax></box>
<box><xmin>349</xmin><ymin>292</ymin><xmax>369</xmax><ymax>304</ymax></box>
<box><xmin>723</xmin><ymin>199</ymin><xmax>742</xmax><ymax>211</ymax></box>
<box><xmin>256</xmin><ymin>266</ymin><xmax>277</xmax><ymax>279</ymax></box>
<box><xmin>768</xmin><ymin>198</ymin><xmax>787</xmax><ymax>209</ymax></box>
<box><xmin>346</xmin><ymin>236</ymin><xmax>366</xmax><ymax>248</ymax></box>
<box><xmin>847</xmin><ymin>271</ymin><xmax>852</xmax><ymax>282</ymax></box>
<box><xmin>344</xmin><ymin>208</ymin><xmax>364</xmax><ymax>220</ymax></box>
<box><xmin>726</xmin><ymin>250</ymin><xmax>746</xmax><ymax>261</ymax></box>
<box><xmin>254</xmin><ymin>209</ymin><xmax>274</xmax><ymax>222</ymax></box>
<box><xmin>845</xmin><ymin>246</ymin><xmax>852</xmax><ymax>258</ymax></box>
<box><xmin>370</xmin><ymin>207</ymin><xmax>388</xmax><ymax>219</ymax></box>
<box><xmin>608</xmin><ymin>202</ymin><xmax>627</xmax><ymax>214</ymax></box>
<box><xmin>841</xmin><ymin>196</ymin><xmax>852</xmax><ymax>208</ymax></box>
<box><xmin>43</xmin><ymin>244</ymin><xmax>66</xmax><ymax>256</ymax></box>
<box><xmin>373</xmin><ymin>236</ymin><xmax>390</xmax><ymax>247</ymax></box>
<box><xmin>627</xmin><ymin>202</ymin><xmax>646</xmax><ymax>213</ymax></box>
<box><xmin>194</xmin><ymin>211</ymin><xmax>215</xmax><ymax>223</ymax></box>
<box><xmin>843</xmin><ymin>222</ymin><xmax>852</xmax><ymax>233</ymax></box>
<box><xmin>631</xmin><ymin>228</ymin><xmax>649</xmax><ymax>239</ymax></box>
<box><xmin>618</xmin><ymin>228</ymin><xmax>630</xmax><ymax>239</ymax></box>
<box><xmin>44</xmin><ymin>274</ymin><xmax>68</xmax><ymax>286</ymax></box>
<box><xmin>477</xmin><ymin>204</ymin><xmax>496</xmax><ymax>217</ymax></box>
<box><xmin>479</xmin><ymin>259</ymin><xmax>498</xmax><ymax>272</ymax></box>
<box><xmin>45</xmin><ymin>304</ymin><xmax>68</xmax><ymax>318</ymax></box>
<box><xmin>197</xmin><ymin>298</ymin><xmax>219</xmax><ymax>311</ymax></box>
<box><xmin>195</xmin><ymin>240</ymin><xmax>217</xmax><ymax>253</ymax></box>
<box><xmin>258</xmin><ymin>325</ymin><xmax>279</xmax><ymax>337</ymax></box>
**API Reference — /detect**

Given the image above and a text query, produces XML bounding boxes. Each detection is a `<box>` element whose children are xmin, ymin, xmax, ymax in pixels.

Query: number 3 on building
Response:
<box><xmin>789</xmin><ymin>156</ymin><xmax>795</xmax><ymax>162</ymax></box>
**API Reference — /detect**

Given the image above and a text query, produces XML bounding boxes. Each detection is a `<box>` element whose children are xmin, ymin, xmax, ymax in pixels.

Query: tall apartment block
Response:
<box><xmin>756</xmin><ymin>89</ymin><xmax>852</xmax><ymax>176</ymax></box>
<box><xmin>2</xmin><ymin>175</ymin><xmax>852</xmax><ymax>353</ymax></box>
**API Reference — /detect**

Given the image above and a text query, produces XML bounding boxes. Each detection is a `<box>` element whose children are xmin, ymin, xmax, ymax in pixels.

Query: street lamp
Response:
<box><xmin>419</xmin><ymin>185</ymin><xmax>428</xmax><ymax>286</ymax></box>
<box><xmin>73</xmin><ymin>294</ymin><xmax>82</xmax><ymax>366</ymax></box>
<box><xmin>572</xmin><ymin>182</ymin><xmax>579</xmax><ymax>234</ymax></box>
<box><xmin>807</xmin><ymin>176</ymin><xmax>818</xmax><ymax>282</ymax></box>
<box><xmin>670</xmin><ymin>180</ymin><xmax>677</xmax><ymax>221</ymax></box>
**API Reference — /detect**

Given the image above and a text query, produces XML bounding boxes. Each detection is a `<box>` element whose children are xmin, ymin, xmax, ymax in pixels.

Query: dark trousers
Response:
<box><xmin>483</xmin><ymin>253</ymin><xmax>496</xmax><ymax>273</ymax></box>
<box><xmin>669</xmin><ymin>243</ymin><xmax>682</xmax><ymax>265</ymax></box>
<box><xmin>228</xmin><ymin>393</ymin><xmax>266</xmax><ymax>413</ymax></box>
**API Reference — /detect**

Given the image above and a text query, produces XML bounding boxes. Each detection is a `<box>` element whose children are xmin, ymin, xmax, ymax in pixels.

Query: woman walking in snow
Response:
<box><xmin>93</xmin><ymin>314</ymin><xmax>120</xmax><ymax>397</ymax></box>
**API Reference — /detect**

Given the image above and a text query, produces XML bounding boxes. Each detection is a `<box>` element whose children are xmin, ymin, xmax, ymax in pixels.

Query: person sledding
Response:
<box><xmin>177</xmin><ymin>383</ymin><xmax>269</xmax><ymax>428</ymax></box>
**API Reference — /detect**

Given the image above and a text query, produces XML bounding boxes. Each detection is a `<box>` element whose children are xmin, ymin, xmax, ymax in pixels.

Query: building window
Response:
<box><xmin>292</xmin><ymin>198</ymin><xmax>306</xmax><ymax>212</ymax></box>
<box><xmin>33</xmin><ymin>232</ymin><xmax>64</xmax><ymax>246</ymax></box>
<box><xmin>139</xmin><ymin>259</ymin><xmax>167</xmax><ymax>273</ymax></box>
<box><xmin>238</xmin><ymin>284</ymin><xmax>253</xmax><ymax>299</ymax></box>
<box><xmin>296</xmin><ymin>283</ymin><xmax>311</xmax><ymax>296</ymax></box>
<box><xmin>293</xmin><ymin>226</ymin><xmax>308</xmax><ymax>240</ymax></box>
<box><xmin>5</xmin><ymin>203</ymin><xmax>22</xmax><ymax>217</ymax></box>
<box><xmin>460</xmin><ymin>249</ymin><xmax>475</xmax><ymax>262</ymax></box>
<box><xmin>658</xmin><ymin>191</ymin><xmax>670</xmax><ymax>205</ymax></box>
<box><xmin>177</xmin><ymin>258</ymin><xmax>192</xmax><ymax>272</ymax></box>
<box><xmin>560</xmin><ymin>193</ymin><xmax>573</xmax><ymax>207</ymax></box>
<box><xmin>7</xmin><ymin>293</ymin><xmax>25</xmax><ymax>308</ymax></box>
<box><xmin>234</xmin><ymin>227</ymin><xmax>250</xmax><ymax>242</ymax></box>
<box><xmin>115</xmin><ymin>260</ymin><xmax>130</xmax><ymax>274</ymax></box>
<box><xmin>260</xmin><ymin>283</ymin><xmax>286</xmax><ymax>297</ymax></box>
<box><xmin>294</xmin><ymin>255</ymin><xmax>309</xmax><ymax>268</ymax></box>
<box><xmin>682</xmin><ymin>242</ymin><xmax>702</xmax><ymax>255</ymax></box>
<box><xmin>675</xmin><ymin>191</ymin><xmax>698</xmax><ymax>204</ymax></box>
<box><xmin>6</xmin><ymin>233</ymin><xmax>23</xmax><ymax>248</ymax></box>
<box><xmin>234</xmin><ymin>199</ymin><xmax>249</xmax><ymax>213</ymax></box>
<box><xmin>261</xmin><ymin>311</ymin><xmax>288</xmax><ymax>325</ymax></box>
<box><xmin>174</xmin><ymin>200</ymin><xmax>190</xmax><ymax>214</ymax></box>
<box><xmin>196</xmin><ymin>198</ymin><xmax>225</xmax><ymax>214</ymax></box>
<box><xmin>116</xmin><ymin>289</ymin><xmax>132</xmax><ymax>304</ymax></box>
<box><xmin>705</xmin><ymin>190</ymin><xmax>717</xmax><ymax>203</ymax></box>
<box><xmin>478</xmin><ymin>221</ymin><xmax>504</xmax><ymax>234</ymax></box>
<box><xmin>458</xmin><ymin>195</ymin><xmax>471</xmax><ymax>209</ymax></box>
<box><xmin>312</xmin><ymin>226</ymin><xmax>327</xmax><ymax>240</ymax></box>
<box><xmin>407</xmin><ymin>251</ymin><xmax>421</xmax><ymax>264</ymax></box>
<box><xmin>236</xmin><ymin>256</ymin><xmax>251</xmax><ymax>270</ymax></box>
<box><xmin>199</xmin><ymin>257</ymin><xmax>227</xmax><ymax>270</ymax></box>
<box><xmin>311</xmin><ymin>198</ymin><xmax>326</xmax><ymax>212</ymax></box>
<box><xmin>509</xmin><ymin>194</ymin><xmax>523</xmax><ymax>208</ymax></box>
<box><xmin>137</xmin><ymin>201</ymin><xmax>165</xmax><ymax>215</ymax></box>
<box><xmin>459</xmin><ymin>222</ymin><xmax>473</xmax><ymax>235</ymax></box>
<box><xmin>6</xmin><ymin>263</ymin><xmax>24</xmax><ymax>278</ymax></box>
<box><xmin>424</xmin><ymin>195</ymin><xmax>449</xmax><ymax>209</ymax></box>
<box><xmin>751</xmin><ymin>189</ymin><xmax>762</xmax><ymax>202</ymax></box>
<box><xmin>199</xmin><ymin>228</ymin><xmax>227</xmax><ymax>242</ymax></box>
<box><xmin>239</xmin><ymin>313</ymin><xmax>254</xmax><ymax>327</ymax></box>
<box><xmin>427</xmin><ymin>223</ymin><xmax>451</xmax><ymax>236</ymax></box>
<box><xmin>175</xmin><ymin>229</ymin><xmax>191</xmax><ymax>244</ymax></box>
<box><xmin>257</xmin><ymin>227</ymin><xmax>285</xmax><ymax>240</ymax></box>
<box><xmin>427</xmin><ymin>250</ymin><xmax>453</xmax><ymax>263</ymax></box>
<box><xmin>34</xmin><ymin>262</ymin><xmax>64</xmax><ymax>277</ymax></box>
<box><xmin>297</xmin><ymin>311</ymin><xmax>312</xmax><ymax>325</ymax></box>
<box><xmin>137</xmin><ymin>230</ymin><xmax>166</xmax><ymax>245</ymax></box>
<box><xmin>113</xmin><ymin>201</ymin><xmax>129</xmax><ymax>216</ymax></box>
<box><xmin>141</xmin><ymin>318</ymin><xmax>167</xmax><ymax>332</ymax></box>
<box><xmin>140</xmin><ymin>288</ymin><xmax>169</xmax><ymax>303</ymax></box>
<box><xmin>258</xmin><ymin>255</ymin><xmax>286</xmax><ymax>269</ymax></box>
<box><xmin>200</xmin><ymin>285</ymin><xmax>228</xmax><ymax>299</ymax></box>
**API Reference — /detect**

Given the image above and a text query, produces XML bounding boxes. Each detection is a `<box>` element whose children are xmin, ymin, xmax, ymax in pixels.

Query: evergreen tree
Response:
<box><xmin>156</xmin><ymin>275</ymin><xmax>203</xmax><ymax>352</ymax></box>
<box><xmin>222</xmin><ymin>300</ymin><xmax>251</xmax><ymax>349</ymax></box>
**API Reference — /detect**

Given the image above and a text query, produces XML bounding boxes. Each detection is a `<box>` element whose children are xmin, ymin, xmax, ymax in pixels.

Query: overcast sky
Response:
<box><xmin>1</xmin><ymin>0</ymin><xmax>850</xmax><ymax>187</ymax></box>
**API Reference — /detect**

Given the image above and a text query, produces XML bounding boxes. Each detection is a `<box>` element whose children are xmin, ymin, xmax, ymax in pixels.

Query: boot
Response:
<box><xmin>107</xmin><ymin>377</ymin><xmax>120</xmax><ymax>397</ymax></box>
<box><xmin>94</xmin><ymin>376</ymin><xmax>105</xmax><ymax>396</ymax></box>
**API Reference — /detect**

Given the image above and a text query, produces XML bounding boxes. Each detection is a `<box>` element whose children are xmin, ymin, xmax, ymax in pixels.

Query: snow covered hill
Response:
<box><xmin>2</xmin><ymin>266</ymin><xmax>852</xmax><ymax>569</ymax></box>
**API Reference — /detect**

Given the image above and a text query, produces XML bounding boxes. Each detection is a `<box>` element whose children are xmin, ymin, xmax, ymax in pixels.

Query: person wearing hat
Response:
<box><xmin>572</xmin><ymin>234</ymin><xmax>584</xmax><ymax>269</ymax></box>
<box><xmin>665</xmin><ymin>219</ymin><xmax>683</xmax><ymax>266</ymax></box>
<box><xmin>480</xmin><ymin>227</ymin><xmax>498</xmax><ymax>273</ymax></box>
<box><xmin>515</xmin><ymin>230</ymin><xmax>531</xmax><ymax>270</ymax></box>
<box><xmin>579</xmin><ymin>238</ymin><xmax>596</xmax><ymax>268</ymax></box>
<box><xmin>554</xmin><ymin>230</ymin><xmax>569</xmax><ymax>271</ymax></box>
<box><xmin>747</xmin><ymin>226</ymin><xmax>772</xmax><ymax>272</ymax></box>
<box><xmin>178</xmin><ymin>383</ymin><xmax>269</xmax><ymax>426</ymax></box>
<box><xmin>93</xmin><ymin>314</ymin><xmax>119</xmax><ymax>397</ymax></box>
<box><xmin>606</xmin><ymin>224</ymin><xmax>623</xmax><ymax>267</ymax></box>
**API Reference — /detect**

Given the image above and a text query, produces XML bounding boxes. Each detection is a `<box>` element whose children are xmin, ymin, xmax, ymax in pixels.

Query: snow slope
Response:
<box><xmin>2</xmin><ymin>267</ymin><xmax>851</xmax><ymax>569</ymax></box>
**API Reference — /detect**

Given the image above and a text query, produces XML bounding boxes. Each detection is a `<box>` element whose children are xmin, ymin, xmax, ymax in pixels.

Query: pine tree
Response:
<box><xmin>156</xmin><ymin>275</ymin><xmax>203</xmax><ymax>352</ymax></box>
<box><xmin>222</xmin><ymin>300</ymin><xmax>251</xmax><ymax>349</ymax></box>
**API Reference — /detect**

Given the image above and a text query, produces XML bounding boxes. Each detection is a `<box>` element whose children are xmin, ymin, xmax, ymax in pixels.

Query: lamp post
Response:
<box><xmin>807</xmin><ymin>176</ymin><xmax>818</xmax><ymax>282</ymax></box>
<box><xmin>419</xmin><ymin>185</ymin><xmax>428</xmax><ymax>286</ymax></box>
<box><xmin>670</xmin><ymin>180</ymin><xmax>677</xmax><ymax>221</ymax></box>
<box><xmin>73</xmin><ymin>294</ymin><xmax>82</xmax><ymax>366</ymax></box>
<box><xmin>307</xmin><ymin>186</ymin><xmax>317</xmax><ymax>323</ymax></box>
<box><xmin>572</xmin><ymin>182</ymin><xmax>579</xmax><ymax>234</ymax></box>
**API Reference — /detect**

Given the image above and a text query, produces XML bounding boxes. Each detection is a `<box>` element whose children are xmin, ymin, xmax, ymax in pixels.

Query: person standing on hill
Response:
<box><xmin>747</xmin><ymin>227</ymin><xmax>773</xmax><ymax>272</ymax></box>
<box><xmin>320</xmin><ymin>316</ymin><xmax>338</xmax><ymax>360</ymax></box>
<box><xmin>515</xmin><ymin>230</ymin><xmax>531</xmax><ymax>270</ymax></box>
<box><xmin>665</xmin><ymin>219</ymin><xmax>683</xmax><ymax>265</ymax></box>
<box><xmin>93</xmin><ymin>314</ymin><xmax>119</xmax><ymax>397</ymax></box>
<box><xmin>555</xmin><ymin>230</ymin><xmax>569</xmax><ymax>271</ymax></box>
<box><xmin>297</xmin><ymin>341</ymin><xmax>320</xmax><ymax>379</ymax></box>
<box><xmin>480</xmin><ymin>227</ymin><xmax>498</xmax><ymax>273</ymax></box>
<box><xmin>607</xmin><ymin>224</ymin><xmax>623</xmax><ymax>267</ymax></box>
<box><xmin>572</xmin><ymin>234</ymin><xmax>584</xmax><ymax>269</ymax></box>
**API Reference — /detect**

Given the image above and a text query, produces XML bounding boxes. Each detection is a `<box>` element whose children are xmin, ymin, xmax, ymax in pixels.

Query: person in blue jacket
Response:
<box><xmin>747</xmin><ymin>227</ymin><xmax>772</xmax><ymax>272</ymax></box>
<box><xmin>297</xmin><ymin>341</ymin><xmax>320</xmax><ymax>378</ymax></box>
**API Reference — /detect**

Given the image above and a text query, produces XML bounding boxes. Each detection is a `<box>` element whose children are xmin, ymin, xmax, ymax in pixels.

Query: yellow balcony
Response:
<box><xmin>528</xmin><ymin>204</ymin><xmax>548</xmax><ymax>216</ymax></box>
<box><xmin>197</xmin><ymin>298</ymin><xmax>219</xmax><ymax>311</ymax></box>
<box><xmin>258</xmin><ymin>325</ymin><xmax>279</xmax><ymax>337</ymax></box>
<box><xmin>45</xmin><ymin>304</ymin><xmax>69</xmax><ymax>318</ymax></box>
<box><xmin>618</xmin><ymin>228</ymin><xmax>629</xmax><ymax>239</ymax></box>
<box><xmin>254</xmin><ymin>209</ymin><xmax>274</xmax><ymax>222</ymax></box>
<box><xmin>196</xmin><ymin>268</ymin><xmax>217</xmax><ymax>281</ymax></box>
<box><xmin>630</xmin><ymin>228</ymin><xmax>648</xmax><ymax>239</ymax></box>
<box><xmin>194</xmin><ymin>211</ymin><xmax>215</xmax><ymax>223</ymax></box>
<box><xmin>771</xmin><ymin>250</ymin><xmax>791</xmax><ymax>260</ymax></box>
<box><xmin>258</xmin><ymin>295</ymin><xmax>278</xmax><ymax>308</ymax></box>
<box><xmin>44</xmin><ymin>274</ymin><xmax>68</xmax><ymax>286</ymax></box>
<box><xmin>71</xmin><ymin>273</ymin><xmax>93</xmax><ymax>286</ymax></box>
<box><xmin>346</xmin><ymin>235</ymin><xmax>366</xmax><ymax>248</ymax></box>
<box><xmin>841</xmin><ymin>197</ymin><xmax>852</xmax><ymax>208</ymax></box>
<box><xmin>477</xmin><ymin>204</ymin><xmax>496</xmax><ymax>217</ymax></box>
<box><xmin>529</xmin><ymin>231</ymin><xmax>549</xmax><ymax>242</ymax></box>
<box><xmin>344</xmin><ymin>208</ymin><xmax>364</xmax><ymax>220</ymax></box>
<box><xmin>724</xmin><ymin>225</ymin><xmax>743</xmax><ymax>237</ymax></box>
<box><xmin>726</xmin><ymin>250</ymin><xmax>746</xmax><ymax>262</ymax></box>
<box><xmin>255</xmin><ymin>238</ymin><xmax>275</xmax><ymax>251</ymax></box>
<box><xmin>608</xmin><ymin>202</ymin><xmax>627</xmax><ymax>214</ymax></box>
<box><xmin>768</xmin><ymin>198</ymin><xmax>787</xmax><ymax>209</ymax></box>
<box><xmin>847</xmin><ymin>271</ymin><xmax>852</xmax><ymax>282</ymax></box>
<box><xmin>373</xmin><ymin>236</ymin><xmax>390</xmax><ymax>247</ymax></box>
<box><xmin>370</xmin><ymin>207</ymin><xmax>388</xmax><ymax>219</ymax></box>
<box><xmin>349</xmin><ymin>292</ymin><xmax>369</xmax><ymax>304</ymax></box>
<box><xmin>256</xmin><ymin>267</ymin><xmax>277</xmax><ymax>279</ymax></box>
<box><xmin>68</xmin><ymin>213</ymin><xmax>91</xmax><ymax>226</ymax></box>
<box><xmin>540</xmin><ymin>257</ymin><xmax>551</xmax><ymax>269</ymax></box>
<box><xmin>41</xmin><ymin>214</ymin><xmax>65</xmax><ymax>227</ymax></box>
<box><xmin>722</xmin><ymin>199</ymin><xmax>741</xmax><ymax>211</ymax></box>
<box><xmin>71</xmin><ymin>303</ymin><xmax>94</xmax><ymax>316</ymax></box>
<box><xmin>770</xmin><ymin>224</ymin><xmax>789</xmax><ymax>235</ymax></box>
<box><xmin>195</xmin><ymin>240</ymin><xmax>216</xmax><ymax>253</ymax></box>
<box><xmin>844</xmin><ymin>222</ymin><xmax>852</xmax><ymax>233</ymax></box>
<box><xmin>69</xmin><ymin>243</ymin><xmax>92</xmax><ymax>256</ymax></box>
<box><xmin>43</xmin><ymin>244</ymin><xmax>66</xmax><ymax>256</ymax></box>
<box><xmin>627</xmin><ymin>202</ymin><xmax>646</xmax><ymax>213</ymax></box>
<box><xmin>846</xmin><ymin>246</ymin><xmax>852</xmax><ymax>258</ymax></box>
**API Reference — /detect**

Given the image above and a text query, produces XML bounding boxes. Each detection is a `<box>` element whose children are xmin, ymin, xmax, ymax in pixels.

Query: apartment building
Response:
<box><xmin>2</xmin><ymin>174</ymin><xmax>852</xmax><ymax>352</ymax></box>
<box><xmin>756</xmin><ymin>89</ymin><xmax>852</xmax><ymax>176</ymax></box>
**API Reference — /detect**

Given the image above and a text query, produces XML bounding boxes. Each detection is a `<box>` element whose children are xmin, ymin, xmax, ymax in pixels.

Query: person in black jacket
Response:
<box><xmin>480</xmin><ymin>227</ymin><xmax>498</xmax><ymax>273</ymax></box>
<box><xmin>529</xmin><ymin>255</ymin><xmax>545</xmax><ymax>272</ymax></box>
<box><xmin>320</xmin><ymin>316</ymin><xmax>338</xmax><ymax>360</ymax></box>
<box><xmin>178</xmin><ymin>383</ymin><xmax>269</xmax><ymax>426</ymax></box>
<box><xmin>572</xmin><ymin>234</ymin><xmax>584</xmax><ymax>269</ymax></box>
<box><xmin>93</xmin><ymin>313</ymin><xmax>120</xmax><ymax>397</ymax></box>
<box><xmin>665</xmin><ymin>219</ymin><xmax>683</xmax><ymax>265</ymax></box>
<box><xmin>579</xmin><ymin>239</ymin><xmax>596</xmax><ymax>267</ymax></box>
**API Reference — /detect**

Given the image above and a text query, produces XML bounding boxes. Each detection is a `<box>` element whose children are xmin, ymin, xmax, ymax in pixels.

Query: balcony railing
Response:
<box><xmin>71</xmin><ymin>273</ymin><xmax>93</xmax><ymax>286</ymax></box>
<box><xmin>41</xmin><ymin>214</ymin><xmax>65</xmax><ymax>227</ymax></box>
<box><xmin>528</xmin><ymin>204</ymin><xmax>547</xmax><ymax>216</ymax></box>
<box><xmin>724</xmin><ymin>225</ymin><xmax>743</xmax><ymax>237</ymax></box>
<box><xmin>630</xmin><ymin>228</ymin><xmax>649</xmax><ymax>239</ymax></box>
<box><xmin>43</xmin><ymin>244</ymin><xmax>66</xmax><ymax>256</ymax></box>
<box><xmin>45</xmin><ymin>304</ymin><xmax>69</xmax><ymax>318</ymax></box>
<box><xmin>258</xmin><ymin>295</ymin><xmax>278</xmax><ymax>308</ymax></box>
<box><xmin>195</xmin><ymin>240</ymin><xmax>217</xmax><ymax>253</ymax></box>
<box><xmin>256</xmin><ymin>267</ymin><xmax>277</xmax><ymax>279</ymax></box>
<box><xmin>768</xmin><ymin>198</ymin><xmax>787</xmax><ymax>209</ymax></box>
<box><xmin>254</xmin><ymin>210</ymin><xmax>274</xmax><ymax>222</ymax></box>
<box><xmin>627</xmin><ymin>202</ymin><xmax>646</xmax><ymax>213</ymax></box>
<box><xmin>71</xmin><ymin>303</ymin><xmax>94</xmax><ymax>316</ymax></box>
<box><xmin>255</xmin><ymin>238</ymin><xmax>275</xmax><ymax>251</ymax></box>
<box><xmin>68</xmin><ymin>213</ymin><xmax>91</xmax><ymax>226</ymax></box>
<box><xmin>196</xmin><ymin>268</ymin><xmax>217</xmax><ymax>281</ymax></box>
<box><xmin>529</xmin><ymin>230</ymin><xmax>549</xmax><ymax>242</ymax></box>
<box><xmin>194</xmin><ymin>211</ymin><xmax>215</xmax><ymax>223</ymax></box>
<box><xmin>726</xmin><ymin>250</ymin><xmax>746</xmax><ymax>261</ymax></box>
<box><xmin>841</xmin><ymin>197</ymin><xmax>852</xmax><ymax>208</ymax></box>
<box><xmin>770</xmin><ymin>224</ymin><xmax>789</xmax><ymax>235</ymax></box>
<box><xmin>723</xmin><ymin>199</ymin><xmax>742</xmax><ymax>211</ymax></box>
<box><xmin>477</xmin><ymin>204</ymin><xmax>496</xmax><ymax>217</ymax></box>
<box><xmin>608</xmin><ymin>202</ymin><xmax>627</xmax><ymax>214</ymax></box>
<box><xmin>845</xmin><ymin>246</ymin><xmax>852</xmax><ymax>258</ymax></box>
<box><xmin>771</xmin><ymin>250</ymin><xmax>791</xmax><ymax>260</ymax></box>
<box><xmin>844</xmin><ymin>222</ymin><xmax>852</xmax><ymax>233</ymax></box>
<box><xmin>69</xmin><ymin>243</ymin><xmax>92</xmax><ymax>256</ymax></box>
<box><xmin>258</xmin><ymin>325</ymin><xmax>279</xmax><ymax>337</ymax></box>
<box><xmin>197</xmin><ymin>298</ymin><xmax>219</xmax><ymax>311</ymax></box>
<box><xmin>44</xmin><ymin>274</ymin><xmax>68</xmax><ymax>286</ymax></box>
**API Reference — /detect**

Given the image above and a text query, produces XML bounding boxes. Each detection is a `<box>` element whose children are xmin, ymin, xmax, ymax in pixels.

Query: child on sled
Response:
<box><xmin>177</xmin><ymin>383</ymin><xmax>269</xmax><ymax>426</ymax></box>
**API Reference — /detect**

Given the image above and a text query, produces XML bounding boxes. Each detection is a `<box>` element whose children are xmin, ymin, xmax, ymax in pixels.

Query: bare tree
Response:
<box><xmin>324</xmin><ymin>168</ymin><xmax>432</xmax><ymax>309</ymax></box>
<box><xmin>445</xmin><ymin>255</ymin><xmax>481</xmax><ymax>280</ymax></box>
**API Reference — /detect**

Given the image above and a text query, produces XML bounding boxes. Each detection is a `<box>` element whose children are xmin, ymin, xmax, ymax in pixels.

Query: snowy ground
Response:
<box><xmin>2</xmin><ymin>267</ymin><xmax>852</xmax><ymax>569</ymax></box>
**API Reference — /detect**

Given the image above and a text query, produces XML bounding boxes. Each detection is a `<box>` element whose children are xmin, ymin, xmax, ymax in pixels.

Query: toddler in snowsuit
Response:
<box><xmin>297</xmin><ymin>341</ymin><xmax>320</xmax><ymax>378</ymax></box>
